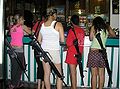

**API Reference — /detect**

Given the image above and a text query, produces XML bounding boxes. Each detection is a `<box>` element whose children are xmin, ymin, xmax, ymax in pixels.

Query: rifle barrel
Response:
<box><xmin>29</xmin><ymin>36</ymin><xmax>68</xmax><ymax>87</ymax></box>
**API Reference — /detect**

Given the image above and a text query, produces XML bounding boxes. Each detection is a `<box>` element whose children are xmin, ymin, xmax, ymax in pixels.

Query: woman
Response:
<box><xmin>87</xmin><ymin>16</ymin><xmax>116</xmax><ymax>89</ymax></box>
<box><xmin>32</xmin><ymin>17</ymin><xmax>45</xmax><ymax>89</ymax></box>
<box><xmin>65</xmin><ymin>15</ymin><xmax>85</xmax><ymax>89</ymax></box>
<box><xmin>8</xmin><ymin>13</ymin><xmax>31</xmax><ymax>89</ymax></box>
<box><xmin>37</xmin><ymin>9</ymin><xmax>65</xmax><ymax>89</ymax></box>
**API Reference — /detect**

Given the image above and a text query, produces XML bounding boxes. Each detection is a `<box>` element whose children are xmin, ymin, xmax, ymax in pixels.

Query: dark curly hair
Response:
<box><xmin>93</xmin><ymin>16</ymin><xmax>107</xmax><ymax>34</ymax></box>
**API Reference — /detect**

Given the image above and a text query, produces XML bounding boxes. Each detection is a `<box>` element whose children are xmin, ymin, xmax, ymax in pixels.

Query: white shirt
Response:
<box><xmin>40</xmin><ymin>21</ymin><xmax>60</xmax><ymax>50</ymax></box>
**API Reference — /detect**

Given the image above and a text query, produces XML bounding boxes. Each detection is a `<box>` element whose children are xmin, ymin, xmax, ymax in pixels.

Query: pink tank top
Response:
<box><xmin>10</xmin><ymin>24</ymin><xmax>24</xmax><ymax>46</ymax></box>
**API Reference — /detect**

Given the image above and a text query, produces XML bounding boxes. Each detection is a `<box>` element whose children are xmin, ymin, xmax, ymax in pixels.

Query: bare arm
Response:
<box><xmin>37</xmin><ymin>32</ymin><xmax>42</xmax><ymax>44</ymax></box>
<box><xmin>55</xmin><ymin>22</ymin><xmax>65</xmax><ymax>43</ymax></box>
<box><xmin>107</xmin><ymin>25</ymin><xmax>116</xmax><ymax>37</ymax></box>
<box><xmin>23</xmin><ymin>25</ymin><xmax>32</xmax><ymax>35</ymax></box>
<box><xmin>89</xmin><ymin>26</ymin><xmax>95</xmax><ymax>41</ymax></box>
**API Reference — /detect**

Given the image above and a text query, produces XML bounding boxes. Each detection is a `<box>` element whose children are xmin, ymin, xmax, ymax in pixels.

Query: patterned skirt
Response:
<box><xmin>87</xmin><ymin>50</ymin><xmax>106</xmax><ymax>68</ymax></box>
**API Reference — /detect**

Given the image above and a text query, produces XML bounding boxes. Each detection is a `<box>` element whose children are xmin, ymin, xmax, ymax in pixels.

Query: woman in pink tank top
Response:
<box><xmin>8</xmin><ymin>13</ymin><xmax>31</xmax><ymax>89</ymax></box>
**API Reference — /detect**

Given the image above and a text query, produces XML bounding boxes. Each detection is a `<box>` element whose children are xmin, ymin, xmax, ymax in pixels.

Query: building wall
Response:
<box><xmin>0</xmin><ymin>0</ymin><xmax>4</xmax><ymax>79</ymax></box>
<box><xmin>110</xmin><ymin>0</ymin><xmax>119</xmax><ymax>28</ymax></box>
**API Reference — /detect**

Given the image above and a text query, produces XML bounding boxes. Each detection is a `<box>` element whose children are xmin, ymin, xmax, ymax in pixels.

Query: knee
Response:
<box><xmin>91</xmin><ymin>71</ymin><xmax>97</xmax><ymax>77</ymax></box>
<box><xmin>99</xmin><ymin>70</ymin><xmax>105</xmax><ymax>79</ymax></box>
<box><xmin>44</xmin><ymin>71</ymin><xmax>50</xmax><ymax>79</ymax></box>
<box><xmin>99</xmin><ymin>74</ymin><xmax>105</xmax><ymax>79</ymax></box>
<box><xmin>91</xmin><ymin>73</ymin><xmax>98</xmax><ymax>80</ymax></box>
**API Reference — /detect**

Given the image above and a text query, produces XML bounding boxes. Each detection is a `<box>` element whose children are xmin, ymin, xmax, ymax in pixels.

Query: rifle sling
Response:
<box><xmin>71</xmin><ymin>26</ymin><xmax>81</xmax><ymax>56</ymax></box>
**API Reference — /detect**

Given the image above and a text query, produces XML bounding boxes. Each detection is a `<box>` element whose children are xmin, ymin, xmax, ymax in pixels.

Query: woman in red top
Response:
<box><xmin>65</xmin><ymin>15</ymin><xmax>85</xmax><ymax>89</ymax></box>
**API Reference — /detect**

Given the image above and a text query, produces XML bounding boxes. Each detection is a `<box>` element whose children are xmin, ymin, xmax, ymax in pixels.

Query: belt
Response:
<box><xmin>12</xmin><ymin>46</ymin><xmax>23</xmax><ymax>48</ymax></box>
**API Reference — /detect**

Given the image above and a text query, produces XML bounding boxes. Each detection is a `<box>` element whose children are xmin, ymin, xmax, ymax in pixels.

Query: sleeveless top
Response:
<box><xmin>40</xmin><ymin>21</ymin><xmax>60</xmax><ymax>50</ymax></box>
<box><xmin>91</xmin><ymin>30</ymin><xmax>108</xmax><ymax>49</ymax></box>
<box><xmin>10</xmin><ymin>24</ymin><xmax>24</xmax><ymax>46</ymax></box>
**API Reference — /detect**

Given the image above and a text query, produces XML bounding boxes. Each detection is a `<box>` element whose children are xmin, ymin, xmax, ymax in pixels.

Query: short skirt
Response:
<box><xmin>65</xmin><ymin>51</ymin><xmax>78</xmax><ymax>65</ymax></box>
<box><xmin>87</xmin><ymin>50</ymin><xmax>106</xmax><ymax>68</ymax></box>
<box><xmin>41</xmin><ymin>49</ymin><xmax>61</xmax><ymax>64</ymax></box>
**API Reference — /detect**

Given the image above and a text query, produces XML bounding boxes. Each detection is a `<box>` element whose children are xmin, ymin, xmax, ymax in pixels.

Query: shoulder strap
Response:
<box><xmin>71</xmin><ymin>26</ymin><xmax>77</xmax><ymax>39</ymax></box>
<box><xmin>96</xmin><ymin>33</ymin><xmax>104</xmax><ymax>49</ymax></box>
<box><xmin>54</xmin><ymin>21</ymin><xmax>57</xmax><ymax>29</ymax></box>
<box><xmin>71</xmin><ymin>26</ymin><xmax>81</xmax><ymax>54</ymax></box>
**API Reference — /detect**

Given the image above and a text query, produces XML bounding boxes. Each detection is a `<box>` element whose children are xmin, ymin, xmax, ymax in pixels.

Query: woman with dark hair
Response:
<box><xmin>37</xmin><ymin>8</ymin><xmax>65</xmax><ymax>89</ymax></box>
<box><xmin>32</xmin><ymin>14</ymin><xmax>45</xmax><ymax>89</ymax></box>
<box><xmin>65</xmin><ymin>15</ymin><xmax>85</xmax><ymax>89</ymax></box>
<box><xmin>87</xmin><ymin>16</ymin><xmax>116</xmax><ymax>89</ymax></box>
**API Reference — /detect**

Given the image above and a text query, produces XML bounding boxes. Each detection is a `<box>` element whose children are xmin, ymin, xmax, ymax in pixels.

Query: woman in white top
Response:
<box><xmin>37</xmin><ymin>9</ymin><xmax>65</xmax><ymax>89</ymax></box>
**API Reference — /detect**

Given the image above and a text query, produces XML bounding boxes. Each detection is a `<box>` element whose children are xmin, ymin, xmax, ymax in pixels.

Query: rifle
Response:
<box><xmin>5</xmin><ymin>38</ymin><xmax>29</xmax><ymax>80</ymax></box>
<box><xmin>71</xmin><ymin>25</ymin><xmax>84</xmax><ymax>85</ymax></box>
<box><xmin>96</xmin><ymin>33</ymin><xmax>112</xmax><ymax>87</ymax></box>
<box><xmin>29</xmin><ymin>35</ymin><xmax>67</xmax><ymax>87</ymax></box>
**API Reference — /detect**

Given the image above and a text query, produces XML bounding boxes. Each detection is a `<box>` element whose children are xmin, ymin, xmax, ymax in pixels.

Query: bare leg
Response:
<box><xmin>41</xmin><ymin>81</ymin><xmax>45</xmax><ymax>89</ymax></box>
<box><xmin>91</xmin><ymin>67</ymin><xmax>98</xmax><ymax>89</ymax></box>
<box><xmin>37</xmin><ymin>79</ymin><xmax>41</xmax><ymax>89</ymax></box>
<box><xmin>98</xmin><ymin>68</ymin><xmax>105</xmax><ymax>89</ymax></box>
<box><xmin>37</xmin><ymin>80</ymin><xmax>45</xmax><ymax>89</ymax></box>
<box><xmin>55</xmin><ymin>63</ymin><xmax>63</xmax><ymax>89</ymax></box>
<box><xmin>42</xmin><ymin>61</ymin><xmax>51</xmax><ymax>89</ymax></box>
<box><xmin>69</xmin><ymin>64</ymin><xmax>77</xmax><ymax>89</ymax></box>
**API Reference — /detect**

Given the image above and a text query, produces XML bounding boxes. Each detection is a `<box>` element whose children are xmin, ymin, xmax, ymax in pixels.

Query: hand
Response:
<box><xmin>75</xmin><ymin>54</ymin><xmax>82</xmax><ymax>64</ymax></box>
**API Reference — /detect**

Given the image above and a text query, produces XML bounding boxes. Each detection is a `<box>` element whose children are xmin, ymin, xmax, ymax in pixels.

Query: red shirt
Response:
<box><xmin>65</xmin><ymin>25</ymin><xmax>85</xmax><ymax>64</ymax></box>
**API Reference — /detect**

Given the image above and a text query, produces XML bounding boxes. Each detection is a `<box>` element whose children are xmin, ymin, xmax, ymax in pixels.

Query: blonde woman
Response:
<box><xmin>8</xmin><ymin>13</ymin><xmax>31</xmax><ymax>89</ymax></box>
<box><xmin>37</xmin><ymin>9</ymin><xmax>65</xmax><ymax>89</ymax></box>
